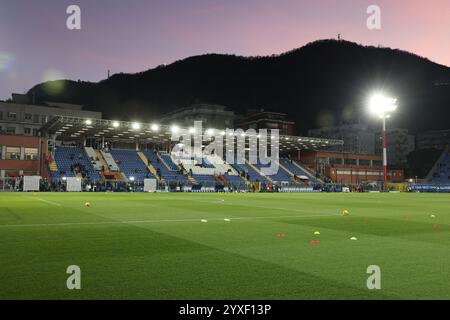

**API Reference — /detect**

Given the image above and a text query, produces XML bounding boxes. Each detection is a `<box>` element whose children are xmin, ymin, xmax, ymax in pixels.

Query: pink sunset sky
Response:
<box><xmin>0</xmin><ymin>0</ymin><xmax>449</xmax><ymax>99</ymax></box>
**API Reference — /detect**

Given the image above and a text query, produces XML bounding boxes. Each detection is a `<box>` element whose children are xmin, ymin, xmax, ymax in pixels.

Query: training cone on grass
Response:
<box><xmin>276</xmin><ymin>234</ymin><xmax>285</xmax><ymax>238</ymax></box>
<box><xmin>342</xmin><ymin>209</ymin><xmax>350</xmax><ymax>216</ymax></box>
<box><xmin>85</xmin><ymin>202</ymin><xmax>91</xmax><ymax>207</ymax></box>
<box><xmin>311</xmin><ymin>239</ymin><xmax>319</xmax><ymax>245</ymax></box>
<box><xmin>350</xmin><ymin>236</ymin><xmax>357</xmax><ymax>240</ymax></box>
<box><xmin>430</xmin><ymin>214</ymin><xmax>436</xmax><ymax>218</ymax></box>
<box><xmin>224</xmin><ymin>218</ymin><xmax>231</xmax><ymax>222</ymax></box>
<box><xmin>314</xmin><ymin>231</ymin><xmax>320</xmax><ymax>235</ymax></box>
<box><xmin>201</xmin><ymin>219</ymin><xmax>208</xmax><ymax>223</ymax></box>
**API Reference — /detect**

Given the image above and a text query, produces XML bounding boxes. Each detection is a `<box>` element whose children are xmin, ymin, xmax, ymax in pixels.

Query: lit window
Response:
<box><xmin>25</xmin><ymin>148</ymin><xmax>38</xmax><ymax>160</ymax></box>
<box><xmin>6</xmin><ymin>147</ymin><xmax>20</xmax><ymax>160</ymax></box>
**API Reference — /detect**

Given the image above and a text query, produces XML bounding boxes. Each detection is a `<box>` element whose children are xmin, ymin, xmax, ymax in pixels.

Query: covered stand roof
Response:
<box><xmin>40</xmin><ymin>116</ymin><xmax>343</xmax><ymax>152</ymax></box>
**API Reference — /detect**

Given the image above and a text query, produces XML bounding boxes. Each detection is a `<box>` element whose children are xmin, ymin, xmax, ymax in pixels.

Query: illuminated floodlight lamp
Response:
<box><xmin>220</xmin><ymin>131</ymin><xmax>226</xmax><ymax>136</ymax></box>
<box><xmin>170</xmin><ymin>125</ymin><xmax>180</xmax><ymax>133</ymax></box>
<box><xmin>206</xmin><ymin>128</ymin><xmax>214</xmax><ymax>135</ymax></box>
<box><xmin>131</xmin><ymin>122</ymin><xmax>141</xmax><ymax>130</ymax></box>
<box><xmin>85</xmin><ymin>119</ymin><xmax>92</xmax><ymax>125</ymax></box>
<box><xmin>129</xmin><ymin>176</ymin><xmax>135</xmax><ymax>182</ymax></box>
<box><xmin>112</xmin><ymin>121</ymin><xmax>120</xmax><ymax>128</ymax></box>
<box><xmin>62</xmin><ymin>176</ymin><xmax>67</xmax><ymax>181</ymax></box>
<box><xmin>189</xmin><ymin>127</ymin><xmax>196</xmax><ymax>134</ymax></box>
<box><xmin>368</xmin><ymin>93</ymin><xmax>397</xmax><ymax>118</ymax></box>
<box><xmin>151</xmin><ymin>124</ymin><xmax>159</xmax><ymax>132</ymax></box>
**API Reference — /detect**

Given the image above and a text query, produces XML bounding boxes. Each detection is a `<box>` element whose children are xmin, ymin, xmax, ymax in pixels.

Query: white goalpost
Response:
<box><xmin>144</xmin><ymin>178</ymin><xmax>157</xmax><ymax>192</ymax></box>
<box><xmin>23</xmin><ymin>176</ymin><xmax>41</xmax><ymax>192</ymax></box>
<box><xmin>66</xmin><ymin>177</ymin><xmax>82</xmax><ymax>192</ymax></box>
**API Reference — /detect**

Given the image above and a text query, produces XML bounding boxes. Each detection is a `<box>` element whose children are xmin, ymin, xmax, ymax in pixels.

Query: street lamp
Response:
<box><xmin>368</xmin><ymin>93</ymin><xmax>397</xmax><ymax>186</ymax></box>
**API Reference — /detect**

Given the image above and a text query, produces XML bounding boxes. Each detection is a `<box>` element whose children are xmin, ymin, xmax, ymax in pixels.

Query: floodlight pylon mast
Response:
<box><xmin>382</xmin><ymin>115</ymin><xmax>388</xmax><ymax>184</ymax></box>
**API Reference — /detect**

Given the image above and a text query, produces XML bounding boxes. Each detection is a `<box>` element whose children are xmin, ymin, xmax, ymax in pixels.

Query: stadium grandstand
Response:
<box><xmin>33</xmin><ymin>115</ymin><xmax>343</xmax><ymax>192</ymax></box>
<box><xmin>2</xmin><ymin>114</ymin><xmax>449</xmax><ymax>193</ymax></box>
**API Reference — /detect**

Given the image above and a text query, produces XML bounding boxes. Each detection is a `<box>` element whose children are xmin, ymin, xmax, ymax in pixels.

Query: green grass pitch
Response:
<box><xmin>0</xmin><ymin>192</ymin><xmax>448</xmax><ymax>300</ymax></box>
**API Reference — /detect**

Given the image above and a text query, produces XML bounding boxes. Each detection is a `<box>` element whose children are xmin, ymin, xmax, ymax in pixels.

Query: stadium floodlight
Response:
<box><xmin>131</xmin><ymin>122</ymin><xmax>141</xmax><ymax>130</ymax></box>
<box><xmin>369</xmin><ymin>93</ymin><xmax>397</xmax><ymax>118</ymax></box>
<box><xmin>368</xmin><ymin>92</ymin><xmax>398</xmax><ymax>187</ymax></box>
<box><xmin>129</xmin><ymin>176</ymin><xmax>135</xmax><ymax>182</ymax></box>
<box><xmin>112</xmin><ymin>121</ymin><xmax>120</xmax><ymax>128</ymax></box>
<box><xmin>189</xmin><ymin>127</ymin><xmax>196</xmax><ymax>134</ymax></box>
<box><xmin>151</xmin><ymin>124</ymin><xmax>159</xmax><ymax>132</ymax></box>
<box><xmin>62</xmin><ymin>176</ymin><xmax>67</xmax><ymax>181</ymax></box>
<box><xmin>170</xmin><ymin>125</ymin><xmax>179</xmax><ymax>133</ymax></box>
<box><xmin>85</xmin><ymin>119</ymin><xmax>92</xmax><ymax>125</ymax></box>
<box><xmin>206</xmin><ymin>128</ymin><xmax>214</xmax><ymax>135</ymax></box>
<box><xmin>220</xmin><ymin>131</ymin><xmax>226</xmax><ymax>136</ymax></box>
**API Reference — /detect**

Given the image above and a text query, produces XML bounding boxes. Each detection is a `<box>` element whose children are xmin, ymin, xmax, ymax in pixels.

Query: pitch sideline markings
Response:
<box><xmin>23</xmin><ymin>195</ymin><xmax>62</xmax><ymax>207</ymax></box>
<box><xmin>0</xmin><ymin>213</ymin><xmax>340</xmax><ymax>228</ymax></box>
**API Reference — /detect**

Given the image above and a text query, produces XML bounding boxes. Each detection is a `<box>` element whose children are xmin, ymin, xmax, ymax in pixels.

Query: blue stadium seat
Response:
<box><xmin>110</xmin><ymin>149</ymin><xmax>154</xmax><ymax>182</ymax></box>
<box><xmin>143</xmin><ymin>150</ymin><xmax>188</xmax><ymax>184</ymax></box>
<box><xmin>52</xmin><ymin>147</ymin><xmax>101</xmax><ymax>182</ymax></box>
<box><xmin>428</xmin><ymin>149</ymin><xmax>450</xmax><ymax>184</ymax></box>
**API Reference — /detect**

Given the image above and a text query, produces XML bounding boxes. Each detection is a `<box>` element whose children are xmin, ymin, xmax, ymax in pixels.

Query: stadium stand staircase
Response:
<box><xmin>100</xmin><ymin>150</ymin><xmax>120</xmax><ymax>171</ymax></box>
<box><xmin>84</xmin><ymin>147</ymin><xmax>103</xmax><ymax>171</ymax></box>
<box><xmin>225</xmin><ymin>161</ymin><xmax>248</xmax><ymax>185</ymax></box>
<box><xmin>110</xmin><ymin>149</ymin><xmax>154</xmax><ymax>182</ymax></box>
<box><xmin>48</xmin><ymin>157</ymin><xmax>58</xmax><ymax>172</ymax></box>
<box><xmin>244</xmin><ymin>159</ymin><xmax>274</xmax><ymax>183</ymax></box>
<box><xmin>143</xmin><ymin>150</ymin><xmax>189</xmax><ymax>185</ymax></box>
<box><xmin>187</xmin><ymin>175</ymin><xmax>198</xmax><ymax>185</ymax></box>
<box><xmin>156</xmin><ymin>152</ymin><xmax>173</xmax><ymax>171</ymax></box>
<box><xmin>138</xmin><ymin>152</ymin><xmax>165</xmax><ymax>184</ymax></box>
<box><xmin>94</xmin><ymin>150</ymin><xmax>109</xmax><ymax>171</ymax></box>
<box><xmin>291</xmin><ymin>160</ymin><xmax>323</xmax><ymax>183</ymax></box>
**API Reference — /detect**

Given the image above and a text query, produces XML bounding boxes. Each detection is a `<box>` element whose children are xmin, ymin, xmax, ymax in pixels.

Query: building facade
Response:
<box><xmin>375</xmin><ymin>128</ymin><xmax>415</xmax><ymax>168</ymax></box>
<box><xmin>308</xmin><ymin>123</ymin><xmax>376</xmax><ymax>154</ymax></box>
<box><xmin>235</xmin><ymin>109</ymin><xmax>295</xmax><ymax>136</ymax></box>
<box><xmin>416</xmin><ymin>129</ymin><xmax>450</xmax><ymax>150</ymax></box>
<box><xmin>0</xmin><ymin>135</ymin><xmax>49</xmax><ymax>178</ymax></box>
<box><xmin>159</xmin><ymin>103</ymin><xmax>235</xmax><ymax>130</ymax></box>
<box><xmin>298</xmin><ymin>150</ymin><xmax>404</xmax><ymax>184</ymax></box>
<box><xmin>0</xmin><ymin>95</ymin><xmax>102</xmax><ymax>137</ymax></box>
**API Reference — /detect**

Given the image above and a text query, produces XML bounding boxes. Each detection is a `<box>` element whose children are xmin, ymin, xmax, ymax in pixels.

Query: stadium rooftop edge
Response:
<box><xmin>40</xmin><ymin>116</ymin><xmax>344</xmax><ymax>152</ymax></box>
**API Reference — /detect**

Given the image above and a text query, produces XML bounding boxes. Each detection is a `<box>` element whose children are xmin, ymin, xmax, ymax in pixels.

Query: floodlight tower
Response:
<box><xmin>368</xmin><ymin>93</ymin><xmax>398</xmax><ymax>186</ymax></box>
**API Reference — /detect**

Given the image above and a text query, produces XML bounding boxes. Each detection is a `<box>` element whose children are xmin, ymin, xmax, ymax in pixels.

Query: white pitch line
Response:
<box><xmin>0</xmin><ymin>213</ymin><xmax>339</xmax><ymax>229</ymax></box>
<box><xmin>27</xmin><ymin>196</ymin><xmax>62</xmax><ymax>206</ymax></box>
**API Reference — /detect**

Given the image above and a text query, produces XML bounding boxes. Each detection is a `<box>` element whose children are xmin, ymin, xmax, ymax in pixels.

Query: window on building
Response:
<box><xmin>6</xmin><ymin>147</ymin><xmax>20</xmax><ymax>160</ymax></box>
<box><xmin>41</xmin><ymin>115</ymin><xmax>47</xmax><ymax>124</ymax></box>
<box><xmin>6</xmin><ymin>127</ymin><xmax>15</xmax><ymax>135</ymax></box>
<box><xmin>8</xmin><ymin>112</ymin><xmax>17</xmax><ymax>120</ymax></box>
<box><xmin>33</xmin><ymin>114</ymin><xmax>39</xmax><ymax>123</ymax></box>
<box><xmin>25</xmin><ymin>148</ymin><xmax>38</xmax><ymax>160</ymax></box>
<box><xmin>24</xmin><ymin>127</ymin><xmax>32</xmax><ymax>135</ymax></box>
<box><xmin>373</xmin><ymin>160</ymin><xmax>383</xmax><ymax>167</ymax></box>
<box><xmin>344</xmin><ymin>158</ymin><xmax>357</xmax><ymax>165</ymax></box>
<box><xmin>24</xmin><ymin>113</ymin><xmax>32</xmax><ymax>121</ymax></box>
<box><xmin>0</xmin><ymin>111</ymin><xmax>3</xmax><ymax>120</ymax></box>
<box><xmin>330</xmin><ymin>157</ymin><xmax>343</xmax><ymax>165</ymax></box>
<box><xmin>32</xmin><ymin>128</ymin><xmax>39</xmax><ymax>136</ymax></box>
<box><xmin>359</xmin><ymin>159</ymin><xmax>371</xmax><ymax>166</ymax></box>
